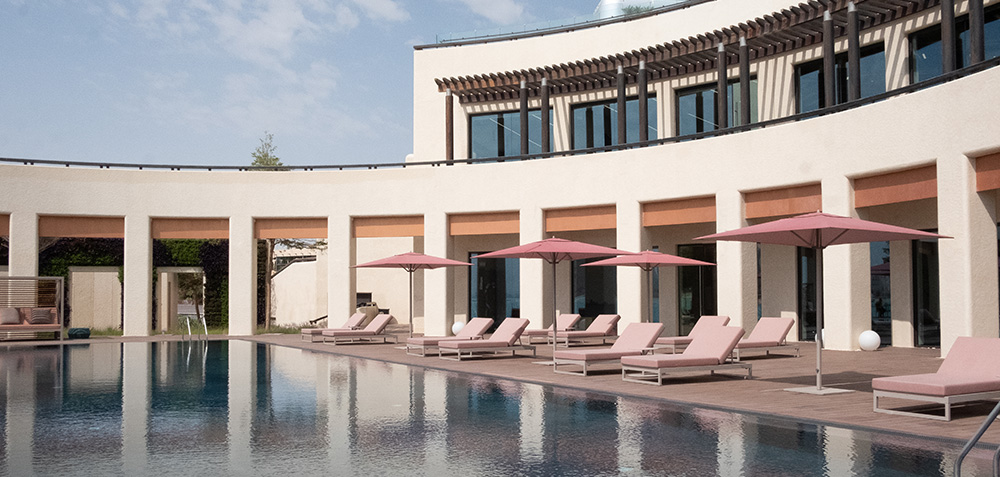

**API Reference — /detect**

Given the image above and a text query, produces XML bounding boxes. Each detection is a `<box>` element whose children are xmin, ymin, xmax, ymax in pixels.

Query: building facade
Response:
<box><xmin>2</xmin><ymin>0</ymin><xmax>999</xmax><ymax>354</ymax></box>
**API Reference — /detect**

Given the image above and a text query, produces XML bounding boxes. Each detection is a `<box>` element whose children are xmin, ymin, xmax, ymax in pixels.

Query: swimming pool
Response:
<box><xmin>0</xmin><ymin>340</ymin><xmax>992</xmax><ymax>475</ymax></box>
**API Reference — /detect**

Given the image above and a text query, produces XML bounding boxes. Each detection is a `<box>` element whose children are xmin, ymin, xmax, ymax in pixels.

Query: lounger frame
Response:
<box><xmin>730</xmin><ymin>343</ymin><xmax>800</xmax><ymax>361</ymax></box>
<box><xmin>437</xmin><ymin>344</ymin><xmax>536</xmax><ymax>361</ymax></box>
<box><xmin>621</xmin><ymin>362</ymin><xmax>752</xmax><ymax>385</ymax></box>
<box><xmin>553</xmin><ymin>351</ymin><xmax>653</xmax><ymax>376</ymax></box>
<box><xmin>550</xmin><ymin>334</ymin><xmax>617</xmax><ymax>347</ymax></box>
<box><xmin>405</xmin><ymin>338</ymin><xmax>482</xmax><ymax>357</ymax></box>
<box><xmin>323</xmin><ymin>334</ymin><xmax>397</xmax><ymax>345</ymax></box>
<box><xmin>872</xmin><ymin>389</ymin><xmax>1000</xmax><ymax>421</ymax></box>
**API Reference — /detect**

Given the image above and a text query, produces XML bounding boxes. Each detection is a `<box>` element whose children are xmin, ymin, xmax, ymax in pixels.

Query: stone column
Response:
<box><xmin>616</xmin><ymin>200</ymin><xmax>644</xmax><ymax>324</ymax></box>
<box><xmin>617</xmin><ymin>65</ymin><xmax>627</xmax><ymax>144</ymax></box>
<box><xmin>121</xmin><ymin>342</ymin><xmax>150</xmax><ymax>474</ymax></box>
<box><xmin>423</xmin><ymin>211</ymin><xmax>451</xmax><ymax>336</ymax></box>
<box><xmin>7</xmin><ymin>211</ymin><xmax>38</xmax><ymax>276</ymax></box>
<box><xmin>328</xmin><ymin>214</ymin><xmax>355</xmax><ymax>324</ymax></box>
<box><xmin>937</xmin><ymin>154</ymin><xmax>999</xmax><ymax>356</ymax></box>
<box><xmin>821</xmin><ymin>176</ymin><xmax>870</xmax><ymax>351</ymax></box>
<box><xmin>716</xmin><ymin>43</ymin><xmax>728</xmax><ymax>129</ymax></box>
<box><xmin>520</xmin><ymin>207</ymin><xmax>547</xmax><ymax>328</ymax></box>
<box><xmin>759</xmin><ymin>244</ymin><xmax>798</xmax><ymax>338</ymax></box>
<box><xmin>228</xmin><ymin>216</ymin><xmax>256</xmax><ymax>336</ymax></box>
<box><xmin>889</xmin><ymin>241</ymin><xmax>914</xmax><ymax>347</ymax></box>
<box><xmin>823</xmin><ymin>10</ymin><xmax>836</xmax><ymax>107</ymax></box>
<box><xmin>123</xmin><ymin>215</ymin><xmax>152</xmax><ymax>336</ymax></box>
<box><xmin>227</xmin><ymin>340</ymin><xmax>254</xmax><ymax>475</ymax></box>
<box><xmin>715</xmin><ymin>190</ymin><xmax>757</xmax><ymax>331</ymax></box>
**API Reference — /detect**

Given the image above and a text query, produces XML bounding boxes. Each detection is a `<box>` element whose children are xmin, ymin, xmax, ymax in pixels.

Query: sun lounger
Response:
<box><xmin>549</xmin><ymin>314</ymin><xmax>620</xmax><ymax>347</ymax></box>
<box><xmin>731</xmin><ymin>316</ymin><xmax>799</xmax><ymax>360</ymax></box>
<box><xmin>654</xmin><ymin>315</ymin><xmax>729</xmax><ymax>353</ymax></box>
<box><xmin>521</xmin><ymin>313</ymin><xmax>581</xmax><ymax>344</ymax></box>
<box><xmin>872</xmin><ymin>336</ymin><xmax>1000</xmax><ymax>421</ymax></box>
<box><xmin>405</xmin><ymin>317</ymin><xmax>494</xmax><ymax>356</ymax></box>
<box><xmin>300</xmin><ymin>312</ymin><xmax>367</xmax><ymax>342</ymax></box>
<box><xmin>438</xmin><ymin>318</ymin><xmax>535</xmax><ymax>361</ymax></box>
<box><xmin>553</xmin><ymin>323</ymin><xmax>663</xmax><ymax>376</ymax></box>
<box><xmin>322</xmin><ymin>314</ymin><xmax>395</xmax><ymax>345</ymax></box>
<box><xmin>621</xmin><ymin>326</ymin><xmax>752</xmax><ymax>385</ymax></box>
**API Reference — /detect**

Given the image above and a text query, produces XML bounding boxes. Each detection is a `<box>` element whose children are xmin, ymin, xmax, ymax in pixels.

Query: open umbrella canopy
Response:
<box><xmin>476</xmin><ymin>237</ymin><xmax>633</xmax><ymax>263</ymax></box>
<box><xmin>353</xmin><ymin>252</ymin><xmax>471</xmax><ymax>271</ymax></box>
<box><xmin>583</xmin><ymin>250</ymin><xmax>714</xmax><ymax>270</ymax></box>
<box><xmin>696</xmin><ymin>212</ymin><xmax>948</xmax><ymax>247</ymax></box>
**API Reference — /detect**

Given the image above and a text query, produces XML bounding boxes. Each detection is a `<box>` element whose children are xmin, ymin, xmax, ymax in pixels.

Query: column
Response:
<box><xmin>937</xmin><ymin>154</ymin><xmax>999</xmax><ymax>356</ymax></box>
<box><xmin>121</xmin><ymin>342</ymin><xmax>150</xmax><ymax>474</ymax></box>
<box><xmin>715</xmin><ymin>190</ymin><xmax>757</xmax><ymax>331</ymax></box>
<box><xmin>520</xmin><ymin>80</ymin><xmax>529</xmax><ymax>156</ymax></box>
<box><xmin>228</xmin><ymin>216</ymin><xmax>256</xmax><ymax>336</ymax></box>
<box><xmin>445</xmin><ymin>89</ymin><xmax>454</xmax><ymax>163</ymax></box>
<box><xmin>328</xmin><ymin>214</ymin><xmax>354</xmax><ymax>324</ymax></box>
<box><xmin>617</xmin><ymin>65</ymin><xmax>627</xmax><ymax>145</ymax></box>
<box><xmin>424</xmin><ymin>211</ymin><xmax>451</xmax><ymax>336</ymax></box>
<box><xmin>759</xmin><ymin>244</ymin><xmax>798</xmax><ymax>337</ymax></box>
<box><xmin>520</xmin><ymin>207</ymin><xmax>547</xmax><ymax>328</ymax></box>
<box><xmin>7</xmin><ymin>211</ymin><xmax>38</xmax><ymax>276</ymax></box>
<box><xmin>638</xmin><ymin>61</ymin><xmax>648</xmax><ymax>142</ymax></box>
<box><xmin>822</xmin><ymin>176</ymin><xmax>870</xmax><ymax>351</ymax></box>
<box><xmin>889</xmin><ymin>240</ymin><xmax>914</xmax><ymax>346</ymax></box>
<box><xmin>227</xmin><ymin>340</ymin><xmax>254</xmax><ymax>475</ymax></box>
<box><xmin>716</xmin><ymin>43</ymin><xmax>728</xmax><ymax>129</ymax></box>
<box><xmin>540</xmin><ymin>78</ymin><xmax>551</xmax><ymax>153</ymax></box>
<box><xmin>739</xmin><ymin>37</ymin><xmax>751</xmax><ymax>127</ymax></box>
<box><xmin>847</xmin><ymin>2</ymin><xmax>861</xmax><ymax>101</ymax></box>
<box><xmin>616</xmin><ymin>200</ymin><xmax>644</xmax><ymax>324</ymax></box>
<box><xmin>941</xmin><ymin>0</ymin><xmax>956</xmax><ymax>74</ymax></box>
<box><xmin>823</xmin><ymin>10</ymin><xmax>836</xmax><ymax>107</ymax></box>
<box><xmin>123</xmin><ymin>215</ymin><xmax>152</xmax><ymax>336</ymax></box>
<box><xmin>970</xmin><ymin>0</ymin><xmax>986</xmax><ymax>64</ymax></box>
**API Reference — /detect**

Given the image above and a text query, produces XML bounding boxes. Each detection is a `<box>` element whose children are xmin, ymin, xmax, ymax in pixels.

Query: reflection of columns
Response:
<box><xmin>121</xmin><ymin>342</ymin><xmax>150</xmax><ymax>474</ymax></box>
<box><xmin>445</xmin><ymin>89</ymin><xmax>454</xmax><ymax>163</ymax></box>
<box><xmin>716</xmin><ymin>190</ymin><xmax>756</xmax><ymax>331</ymax></box>
<box><xmin>822</xmin><ymin>177</ymin><xmax>869</xmax><ymax>350</ymax></box>
<box><xmin>847</xmin><ymin>2</ymin><xmax>861</xmax><ymax>101</ymax></box>
<box><xmin>617</xmin><ymin>65</ymin><xmax>627</xmax><ymax>145</ymax></box>
<box><xmin>228</xmin><ymin>340</ymin><xmax>254</xmax><ymax>475</ymax></box>
<box><xmin>937</xmin><ymin>154</ymin><xmax>999</xmax><ymax>356</ymax></box>
<box><xmin>6</xmin><ymin>351</ymin><xmax>36</xmax><ymax>475</ymax></box>
<box><xmin>8</xmin><ymin>211</ymin><xmax>38</xmax><ymax>276</ymax></box>
<box><xmin>424</xmin><ymin>211</ymin><xmax>451</xmax><ymax>336</ymax></box>
<box><xmin>540</xmin><ymin>78</ymin><xmax>551</xmax><ymax>154</ymax></box>
<box><xmin>823</xmin><ymin>10</ymin><xmax>836</xmax><ymax>108</ymax></box>
<box><xmin>329</xmin><ymin>214</ymin><xmax>354</xmax><ymax>319</ymax></box>
<box><xmin>739</xmin><ymin>37</ymin><xmax>751</xmax><ymax>127</ymax></box>
<box><xmin>615</xmin><ymin>398</ymin><xmax>642</xmax><ymax>472</ymax></box>
<box><xmin>326</xmin><ymin>359</ymin><xmax>352</xmax><ymax>466</ymax></box>
<box><xmin>228</xmin><ymin>216</ymin><xmax>256</xmax><ymax>336</ymax></box>
<box><xmin>638</xmin><ymin>61</ymin><xmax>648</xmax><ymax>142</ymax></box>
<box><xmin>124</xmin><ymin>214</ymin><xmax>152</xmax><ymax>336</ymax></box>
<box><xmin>889</xmin><ymin>241</ymin><xmax>914</xmax><ymax>347</ymax></box>
<box><xmin>422</xmin><ymin>371</ymin><xmax>448</xmax><ymax>473</ymax></box>
<box><xmin>823</xmin><ymin>427</ymin><xmax>857</xmax><ymax>475</ymax></box>
<box><xmin>617</xmin><ymin>200</ymin><xmax>644</xmax><ymax>324</ymax></box>
<box><xmin>969</xmin><ymin>0</ymin><xmax>986</xmax><ymax>64</ymax></box>
<box><xmin>521</xmin><ymin>207</ymin><xmax>547</xmax><ymax>327</ymax></box>
<box><xmin>520</xmin><ymin>80</ymin><xmax>529</xmax><ymax>156</ymax></box>
<box><xmin>716</xmin><ymin>43</ymin><xmax>728</xmax><ymax>129</ymax></box>
<box><xmin>715</xmin><ymin>415</ymin><xmax>746</xmax><ymax>476</ymax></box>
<box><xmin>942</xmin><ymin>0</ymin><xmax>956</xmax><ymax>74</ymax></box>
<box><xmin>519</xmin><ymin>385</ymin><xmax>544</xmax><ymax>461</ymax></box>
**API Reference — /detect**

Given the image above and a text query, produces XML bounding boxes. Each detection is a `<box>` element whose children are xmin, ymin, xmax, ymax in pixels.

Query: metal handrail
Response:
<box><xmin>954</xmin><ymin>400</ymin><xmax>1000</xmax><ymax>476</ymax></box>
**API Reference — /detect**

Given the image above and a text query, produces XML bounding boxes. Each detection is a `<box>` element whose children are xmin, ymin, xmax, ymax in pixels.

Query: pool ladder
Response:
<box><xmin>182</xmin><ymin>314</ymin><xmax>208</xmax><ymax>340</ymax></box>
<box><xmin>955</xmin><ymin>400</ymin><xmax>1000</xmax><ymax>476</ymax></box>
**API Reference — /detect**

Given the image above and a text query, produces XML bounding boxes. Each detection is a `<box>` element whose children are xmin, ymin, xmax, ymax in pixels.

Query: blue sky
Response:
<box><xmin>1</xmin><ymin>0</ymin><xmax>601</xmax><ymax>167</ymax></box>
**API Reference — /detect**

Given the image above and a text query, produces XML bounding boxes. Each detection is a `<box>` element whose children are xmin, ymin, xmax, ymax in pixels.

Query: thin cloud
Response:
<box><xmin>346</xmin><ymin>0</ymin><xmax>409</xmax><ymax>22</ymax></box>
<box><xmin>450</xmin><ymin>0</ymin><xmax>525</xmax><ymax>24</ymax></box>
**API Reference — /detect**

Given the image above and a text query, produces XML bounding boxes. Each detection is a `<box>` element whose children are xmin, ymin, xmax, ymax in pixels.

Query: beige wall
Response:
<box><xmin>68</xmin><ymin>267</ymin><xmax>122</xmax><ymax>330</ymax></box>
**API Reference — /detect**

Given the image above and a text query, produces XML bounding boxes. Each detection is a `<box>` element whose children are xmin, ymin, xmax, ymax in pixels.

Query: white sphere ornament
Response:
<box><xmin>859</xmin><ymin>330</ymin><xmax>881</xmax><ymax>351</ymax></box>
<box><xmin>451</xmin><ymin>321</ymin><xmax>465</xmax><ymax>335</ymax></box>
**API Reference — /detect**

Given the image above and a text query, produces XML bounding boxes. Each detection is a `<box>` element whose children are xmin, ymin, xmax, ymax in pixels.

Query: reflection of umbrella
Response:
<box><xmin>583</xmin><ymin>250</ymin><xmax>714</xmax><ymax>323</ymax></box>
<box><xmin>477</xmin><ymin>238</ymin><xmax>632</xmax><ymax>363</ymax></box>
<box><xmin>697</xmin><ymin>211</ymin><xmax>948</xmax><ymax>395</ymax></box>
<box><xmin>353</xmin><ymin>252</ymin><xmax>471</xmax><ymax>338</ymax></box>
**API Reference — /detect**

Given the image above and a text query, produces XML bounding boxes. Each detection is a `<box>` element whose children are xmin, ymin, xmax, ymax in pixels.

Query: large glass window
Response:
<box><xmin>469</xmin><ymin>108</ymin><xmax>553</xmax><ymax>160</ymax></box>
<box><xmin>469</xmin><ymin>252</ymin><xmax>519</xmax><ymax>331</ymax></box>
<box><xmin>909</xmin><ymin>4</ymin><xmax>1000</xmax><ymax>83</ymax></box>
<box><xmin>676</xmin><ymin>77</ymin><xmax>758</xmax><ymax>136</ymax></box>
<box><xmin>795</xmin><ymin>42</ymin><xmax>887</xmax><ymax>113</ymax></box>
<box><xmin>571</xmin><ymin>95</ymin><xmax>657</xmax><ymax>149</ymax></box>
<box><xmin>870</xmin><ymin>241</ymin><xmax>891</xmax><ymax>344</ymax></box>
<box><xmin>677</xmin><ymin>244</ymin><xmax>717</xmax><ymax>335</ymax></box>
<box><xmin>912</xmin><ymin>237</ymin><xmax>940</xmax><ymax>347</ymax></box>
<box><xmin>571</xmin><ymin>258</ymin><xmax>617</xmax><ymax>323</ymax></box>
<box><xmin>797</xmin><ymin>247</ymin><xmax>817</xmax><ymax>341</ymax></box>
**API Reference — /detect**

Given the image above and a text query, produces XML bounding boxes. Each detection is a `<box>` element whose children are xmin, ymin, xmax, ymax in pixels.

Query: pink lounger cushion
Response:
<box><xmin>323</xmin><ymin>314</ymin><xmax>392</xmax><ymax>337</ymax></box>
<box><xmin>655</xmin><ymin>315</ymin><xmax>730</xmax><ymax>345</ymax></box>
<box><xmin>554</xmin><ymin>323</ymin><xmax>663</xmax><ymax>362</ymax></box>
<box><xmin>439</xmin><ymin>318</ymin><xmax>529</xmax><ymax>349</ymax></box>
<box><xmin>551</xmin><ymin>314</ymin><xmax>620</xmax><ymax>338</ymax></box>
<box><xmin>523</xmin><ymin>314</ymin><xmax>582</xmax><ymax>336</ymax></box>
<box><xmin>302</xmin><ymin>312</ymin><xmax>367</xmax><ymax>335</ymax></box>
<box><xmin>872</xmin><ymin>336</ymin><xmax>1000</xmax><ymax>397</ymax></box>
<box><xmin>407</xmin><ymin>317</ymin><xmax>494</xmax><ymax>346</ymax></box>
<box><xmin>623</xmin><ymin>326</ymin><xmax>745</xmax><ymax>368</ymax></box>
<box><xmin>734</xmin><ymin>317</ymin><xmax>794</xmax><ymax>349</ymax></box>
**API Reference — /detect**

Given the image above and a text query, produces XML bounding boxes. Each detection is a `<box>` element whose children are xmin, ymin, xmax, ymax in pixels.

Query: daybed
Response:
<box><xmin>654</xmin><ymin>315</ymin><xmax>729</xmax><ymax>353</ymax></box>
<box><xmin>0</xmin><ymin>306</ymin><xmax>62</xmax><ymax>341</ymax></box>
<box><xmin>553</xmin><ymin>322</ymin><xmax>663</xmax><ymax>376</ymax></box>
<box><xmin>438</xmin><ymin>318</ymin><xmax>535</xmax><ymax>361</ymax></box>
<box><xmin>872</xmin><ymin>336</ymin><xmax>1000</xmax><ymax>421</ymax></box>
<box><xmin>322</xmin><ymin>314</ymin><xmax>396</xmax><ymax>345</ymax></box>
<box><xmin>730</xmin><ymin>316</ymin><xmax>799</xmax><ymax>360</ymax></box>
<box><xmin>301</xmin><ymin>312</ymin><xmax>367</xmax><ymax>342</ymax></box>
<box><xmin>405</xmin><ymin>317</ymin><xmax>494</xmax><ymax>356</ymax></box>
<box><xmin>621</xmin><ymin>326</ymin><xmax>751</xmax><ymax>385</ymax></box>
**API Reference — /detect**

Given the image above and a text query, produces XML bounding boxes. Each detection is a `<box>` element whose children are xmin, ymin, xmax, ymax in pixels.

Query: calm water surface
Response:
<box><xmin>0</xmin><ymin>340</ymin><xmax>993</xmax><ymax>476</ymax></box>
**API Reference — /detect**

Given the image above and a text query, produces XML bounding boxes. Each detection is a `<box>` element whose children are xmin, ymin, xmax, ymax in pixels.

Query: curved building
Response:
<box><xmin>2</xmin><ymin>0</ymin><xmax>999</xmax><ymax>355</ymax></box>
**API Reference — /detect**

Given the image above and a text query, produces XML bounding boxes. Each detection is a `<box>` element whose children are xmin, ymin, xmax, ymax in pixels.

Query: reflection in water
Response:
<box><xmin>0</xmin><ymin>341</ymin><xmax>993</xmax><ymax>476</ymax></box>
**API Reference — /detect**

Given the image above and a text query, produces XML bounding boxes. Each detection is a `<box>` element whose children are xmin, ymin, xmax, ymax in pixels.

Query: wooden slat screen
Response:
<box><xmin>151</xmin><ymin>218</ymin><xmax>230</xmax><ymax>239</ymax></box>
<box><xmin>449</xmin><ymin>211</ymin><xmax>519</xmax><ymax>236</ymax></box>
<box><xmin>353</xmin><ymin>216</ymin><xmax>424</xmax><ymax>238</ymax></box>
<box><xmin>38</xmin><ymin>216</ymin><xmax>125</xmax><ymax>238</ymax></box>
<box><xmin>855</xmin><ymin>165</ymin><xmax>937</xmax><ymax>207</ymax></box>
<box><xmin>254</xmin><ymin>218</ymin><xmax>328</xmax><ymax>239</ymax></box>
<box><xmin>745</xmin><ymin>184</ymin><xmax>822</xmax><ymax>219</ymax></box>
<box><xmin>642</xmin><ymin>196</ymin><xmax>716</xmax><ymax>227</ymax></box>
<box><xmin>545</xmin><ymin>205</ymin><xmax>616</xmax><ymax>233</ymax></box>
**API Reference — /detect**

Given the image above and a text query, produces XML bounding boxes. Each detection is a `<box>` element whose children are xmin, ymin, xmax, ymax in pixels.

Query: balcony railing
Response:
<box><xmin>1</xmin><ymin>57</ymin><xmax>997</xmax><ymax>173</ymax></box>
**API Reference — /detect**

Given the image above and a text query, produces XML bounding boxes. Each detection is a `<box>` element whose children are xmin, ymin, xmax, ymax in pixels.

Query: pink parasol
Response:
<box><xmin>354</xmin><ymin>252</ymin><xmax>471</xmax><ymax>338</ymax></box>
<box><xmin>584</xmin><ymin>250</ymin><xmax>715</xmax><ymax>323</ymax></box>
<box><xmin>697</xmin><ymin>211</ymin><xmax>948</xmax><ymax>394</ymax></box>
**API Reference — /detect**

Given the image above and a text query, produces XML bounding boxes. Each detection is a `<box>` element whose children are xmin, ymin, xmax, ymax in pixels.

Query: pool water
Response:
<box><xmin>0</xmin><ymin>340</ymin><xmax>992</xmax><ymax>476</ymax></box>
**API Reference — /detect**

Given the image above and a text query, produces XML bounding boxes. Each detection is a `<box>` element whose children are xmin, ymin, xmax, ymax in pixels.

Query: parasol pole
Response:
<box><xmin>551</xmin><ymin>259</ymin><xmax>559</xmax><ymax>361</ymax></box>
<box><xmin>646</xmin><ymin>267</ymin><xmax>653</xmax><ymax>323</ymax></box>
<box><xmin>815</xmin><ymin>247</ymin><xmax>824</xmax><ymax>390</ymax></box>
<box><xmin>409</xmin><ymin>267</ymin><xmax>415</xmax><ymax>339</ymax></box>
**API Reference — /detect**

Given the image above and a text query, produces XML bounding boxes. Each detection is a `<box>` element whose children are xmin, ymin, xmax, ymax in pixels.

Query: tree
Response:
<box><xmin>251</xmin><ymin>131</ymin><xmax>284</xmax><ymax>170</ymax></box>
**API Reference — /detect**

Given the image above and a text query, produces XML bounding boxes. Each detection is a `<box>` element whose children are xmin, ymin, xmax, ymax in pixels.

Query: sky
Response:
<box><xmin>0</xmin><ymin>0</ymin><xmax>604</xmax><ymax>167</ymax></box>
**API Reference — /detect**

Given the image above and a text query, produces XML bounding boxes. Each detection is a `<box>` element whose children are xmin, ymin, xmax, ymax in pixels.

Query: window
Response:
<box><xmin>909</xmin><ymin>4</ymin><xmax>1000</xmax><ymax>83</ymax></box>
<box><xmin>870</xmin><ymin>241</ymin><xmax>891</xmax><ymax>344</ymax></box>
<box><xmin>795</xmin><ymin>42</ymin><xmax>886</xmax><ymax>113</ymax></box>
<box><xmin>912</xmin><ymin>237</ymin><xmax>940</xmax><ymax>347</ymax></box>
<box><xmin>570</xmin><ymin>95</ymin><xmax>657</xmax><ymax>150</ymax></box>
<box><xmin>571</xmin><ymin>258</ymin><xmax>617</xmax><ymax>321</ymax></box>
<box><xmin>469</xmin><ymin>252</ymin><xmax>519</xmax><ymax>331</ymax></box>
<box><xmin>677</xmin><ymin>244</ymin><xmax>717</xmax><ymax>336</ymax></box>
<box><xmin>468</xmin><ymin>108</ymin><xmax>553</xmax><ymax>160</ymax></box>
<box><xmin>675</xmin><ymin>77</ymin><xmax>758</xmax><ymax>136</ymax></box>
<box><xmin>797</xmin><ymin>247</ymin><xmax>817</xmax><ymax>341</ymax></box>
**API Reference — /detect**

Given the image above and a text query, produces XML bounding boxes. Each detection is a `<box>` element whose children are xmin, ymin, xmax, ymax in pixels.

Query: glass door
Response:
<box><xmin>677</xmin><ymin>244</ymin><xmax>717</xmax><ymax>335</ymax></box>
<box><xmin>870</xmin><ymin>241</ymin><xmax>891</xmax><ymax>344</ymax></box>
<box><xmin>797</xmin><ymin>247</ymin><xmax>817</xmax><ymax>341</ymax></box>
<box><xmin>571</xmin><ymin>258</ymin><xmax>617</xmax><ymax>326</ymax></box>
<box><xmin>469</xmin><ymin>253</ymin><xmax>519</xmax><ymax>332</ymax></box>
<box><xmin>912</xmin><ymin>237</ymin><xmax>940</xmax><ymax>347</ymax></box>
